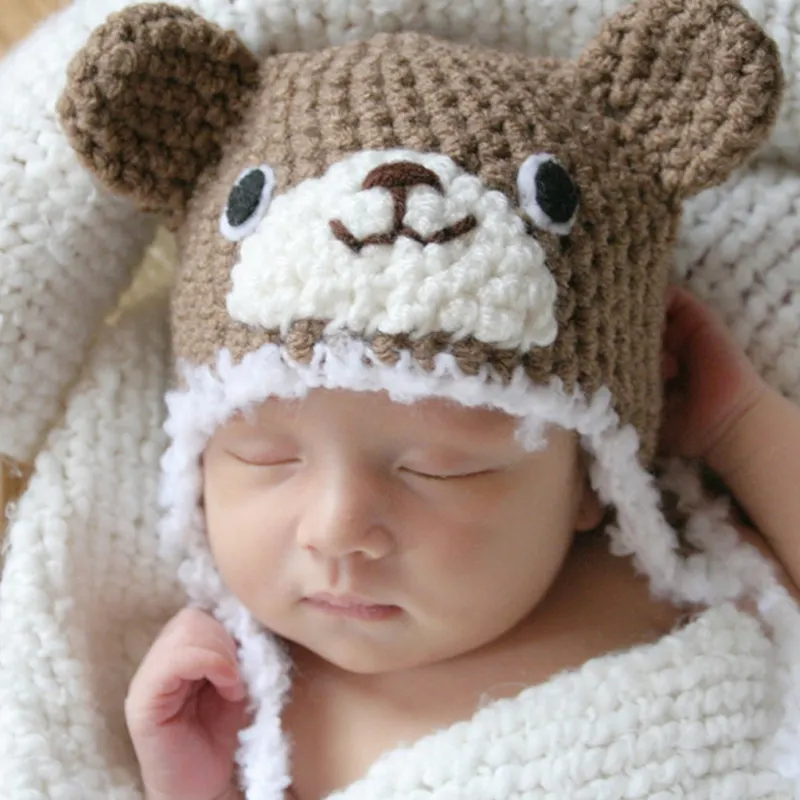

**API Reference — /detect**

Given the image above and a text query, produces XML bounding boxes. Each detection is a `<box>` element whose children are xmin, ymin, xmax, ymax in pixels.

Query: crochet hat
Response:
<box><xmin>59</xmin><ymin>1</ymin><xmax>796</xmax><ymax>797</ymax></box>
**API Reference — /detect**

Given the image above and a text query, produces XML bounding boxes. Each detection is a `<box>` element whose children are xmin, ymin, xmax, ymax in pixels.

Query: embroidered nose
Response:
<box><xmin>330</xmin><ymin>160</ymin><xmax>477</xmax><ymax>253</ymax></box>
<box><xmin>361</xmin><ymin>161</ymin><xmax>443</xmax><ymax>193</ymax></box>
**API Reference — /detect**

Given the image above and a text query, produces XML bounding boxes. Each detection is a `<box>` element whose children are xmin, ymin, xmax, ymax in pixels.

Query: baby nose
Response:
<box><xmin>297</xmin><ymin>471</ymin><xmax>393</xmax><ymax>561</ymax></box>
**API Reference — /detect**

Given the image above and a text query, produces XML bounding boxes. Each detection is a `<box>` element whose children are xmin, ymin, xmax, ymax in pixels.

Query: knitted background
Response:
<box><xmin>1</xmin><ymin>0</ymin><xmax>800</xmax><ymax>797</ymax></box>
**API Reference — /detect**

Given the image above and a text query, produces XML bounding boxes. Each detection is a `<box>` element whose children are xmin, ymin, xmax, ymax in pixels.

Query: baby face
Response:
<box><xmin>203</xmin><ymin>389</ymin><xmax>600</xmax><ymax>674</ymax></box>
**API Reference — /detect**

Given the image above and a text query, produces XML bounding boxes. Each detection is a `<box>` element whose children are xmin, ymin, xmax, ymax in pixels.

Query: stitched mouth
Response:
<box><xmin>329</xmin><ymin>159</ymin><xmax>478</xmax><ymax>254</ymax></box>
<box><xmin>329</xmin><ymin>214</ymin><xmax>478</xmax><ymax>253</ymax></box>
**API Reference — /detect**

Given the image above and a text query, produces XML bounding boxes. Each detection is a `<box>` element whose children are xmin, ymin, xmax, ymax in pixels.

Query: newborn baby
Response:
<box><xmin>56</xmin><ymin>0</ymin><xmax>800</xmax><ymax>797</ymax></box>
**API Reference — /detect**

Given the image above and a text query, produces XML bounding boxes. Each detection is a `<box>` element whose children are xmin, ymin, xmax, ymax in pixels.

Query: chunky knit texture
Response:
<box><xmin>54</xmin><ymin>3</ymin><xmax>800</xmax><ymax>799</ymax></box>
<box><xmin>324</xmin><ymin>604</ymin><xmax>793</xmax><ymax>799</ymax></box>
<box><xmin>3</xmin><ymin>290</ymin><xmax>800</xmax><ymax>799</ymax></box>
<box><xmin>2</xmin><ymin>1</ymin><xmax>800</xmax><ymax>799</ymax></box>
<box><xmin>57</xmin><ymin>2</ymin><xmax>782</xmax><ymax>461</ymax></box>
<box><xmin>3</xmin><ymin>0</ymin><xmax>800</xmax><ymax>465</ymax></box>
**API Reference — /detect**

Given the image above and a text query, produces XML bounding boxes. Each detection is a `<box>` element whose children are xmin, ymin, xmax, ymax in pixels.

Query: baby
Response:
<box><xmin>125</xmin><ymin>289</ymin><xmax>800</xmax><ymax>800</ymax></box>
<box><xmin>55</xmin><ymin>1</ymin><xmax>799</xmax><ymax>797</ymax></box>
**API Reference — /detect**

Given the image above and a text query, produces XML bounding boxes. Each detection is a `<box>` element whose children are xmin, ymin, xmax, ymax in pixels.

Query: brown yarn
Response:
<box><xmin>576</xmin><ymin>0</ymin><xmax>782</xmax><ymax>198</ymax></box>
<box><xmin>58</xmin><ymin>3</ymin><xmax>261</xmax><ymax>226</ymax></box>
<box><xmin>58</xmin><ymin>0</ymin><xmax>783</xmax><ymax>464</ymax></box>
<box><xmin>330</xmin><ymin>160</ymin><xmax>478</xmax><ymax>251</ymax></box>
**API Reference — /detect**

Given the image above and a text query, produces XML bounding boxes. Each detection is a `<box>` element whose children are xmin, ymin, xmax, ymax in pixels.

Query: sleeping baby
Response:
<box><xmin>57</xmin><ymin>0</ymin><xmax>800</xmax><ymax>797</ymax></box>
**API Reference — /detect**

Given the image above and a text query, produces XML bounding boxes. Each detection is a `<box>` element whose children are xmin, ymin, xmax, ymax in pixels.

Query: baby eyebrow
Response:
<box><xmin>410</xmin><ymin>406</ymin><xmax>518</xmax><ymax>438</ymax></box>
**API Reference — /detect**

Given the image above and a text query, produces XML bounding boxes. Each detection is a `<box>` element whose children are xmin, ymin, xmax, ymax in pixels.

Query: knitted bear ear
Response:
<box><xmin>576</xmin><ymin>0</ymin><xmax>783</xmax><ymax>199</ymax></box>
<box><xmin>57</xmin><ymin>3</ymin><xmax>261</xmax><ymax>226</ymax></box>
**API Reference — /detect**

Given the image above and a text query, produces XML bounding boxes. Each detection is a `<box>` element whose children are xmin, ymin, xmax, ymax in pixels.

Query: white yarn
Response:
<box><xmin>0</xmin><ymin>293</ymin><xmax>184</xmax><ymax>798</ymax></box>
<box><xmin>159</xmin><ymin>338</ymin><xmax>800</xmax><ymax>799</ymax></box>
<box><xmin>675</xmin><ymin>158</ymin><xmax>800</xmax><ymax>403</ymax></box>
<box><xmin>326</xmin><ymin>605</ymin><xmax>790</xmax><ymax>798</ymax></box>
<box><xmin>2</xmin><ymin>0</ymin><xmax>800</xmax><ymax>798</ymax></box>
<box><xmin>216</xmin><ymin>596</ymin><xmax>293</xmax><ymax>800</ymax></box>
<box><xmin>4</xmin><ymin>0</ymin><xmax>800</xmax><ymax>462</ymax></box>
<box><xmin>227</xmin><ymin>149</ymin><xmax>558</xmax><ymax>349</ymax></box>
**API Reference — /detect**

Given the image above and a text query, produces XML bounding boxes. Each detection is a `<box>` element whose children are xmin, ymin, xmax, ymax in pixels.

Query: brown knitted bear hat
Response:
<box><xmin>60</xmin><ymin>0</ymin><xmax>781</xmax><ymax>464</ymax></box>
<box><xmin>58</xmin><ymin>3</ymin><xmax>785</xmax><ymax>796</ymax></box>
<box><xmin>57</xmin><ymin>0</ymin><xmax>786</xmax><ymax>606</ymax></box>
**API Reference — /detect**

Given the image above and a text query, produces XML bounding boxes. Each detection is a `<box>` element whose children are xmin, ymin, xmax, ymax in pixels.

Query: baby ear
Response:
<box><xmin>57</xmin><ymin>3</ymin><xmax>260</xmax><ymax>225</ymax></box>
<box><xmin>576</xmin><ymin>0</ymin><xmax>783</xmax><ymax>199</ymax></box>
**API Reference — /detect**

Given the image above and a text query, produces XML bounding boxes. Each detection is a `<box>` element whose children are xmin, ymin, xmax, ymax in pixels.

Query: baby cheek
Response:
<box><xmin>433</xmin><ymin>480</ymin><xmax>573</xmax><ymax>574</ymax></box>
<box><xmin>413</xmin><ymin>494</ymin><xmax>515</xmax><ymax>573</ymax></box>
<box><xmin>204</xmin><ymin>478</ymin><xmax>293</xmax><ymax>602</ymax></box>
<box><xmin>414</xmin><ymin>518</ymin><xmax>550</xmax><ymax>630</ymax></box>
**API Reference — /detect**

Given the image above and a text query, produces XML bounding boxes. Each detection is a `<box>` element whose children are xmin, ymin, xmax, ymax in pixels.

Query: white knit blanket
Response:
<box><xmin>325</xmin><ymin>604</ymin><xmax>794</xmax><ymax>798</ymax></box>
<box><xmin>1</xmin><ymin>1</ymin><xmax>800</xmax><ymax>798</ymax></box>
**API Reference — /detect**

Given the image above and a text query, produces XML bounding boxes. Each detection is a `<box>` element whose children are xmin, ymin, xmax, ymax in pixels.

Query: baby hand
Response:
<box><xmin>125</xmin><ymin>607</ymin><xmax>250</xmax><ymax>800</ymax></box>
<box><xmin>659</xmin><ymin>286</ymin><xmax>769</xmax><ymax>473</ymax></box>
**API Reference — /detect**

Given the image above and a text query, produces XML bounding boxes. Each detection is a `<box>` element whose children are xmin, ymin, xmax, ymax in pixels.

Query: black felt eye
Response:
<box><xmin>220</xmin><ymin>165</ymin><xmax>276</xmax><ymax>241</ymax></box>
<box><xmin>517</xmin><ymin>154</ymin><xmax>579</xmax><ymax>235</ymax></box>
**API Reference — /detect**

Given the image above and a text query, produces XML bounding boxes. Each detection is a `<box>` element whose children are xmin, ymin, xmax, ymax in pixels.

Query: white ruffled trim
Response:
<box><xmin>159</xmin><ymin>337</ymin><xmax>800</xmax><ymax>799</ymax></box>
